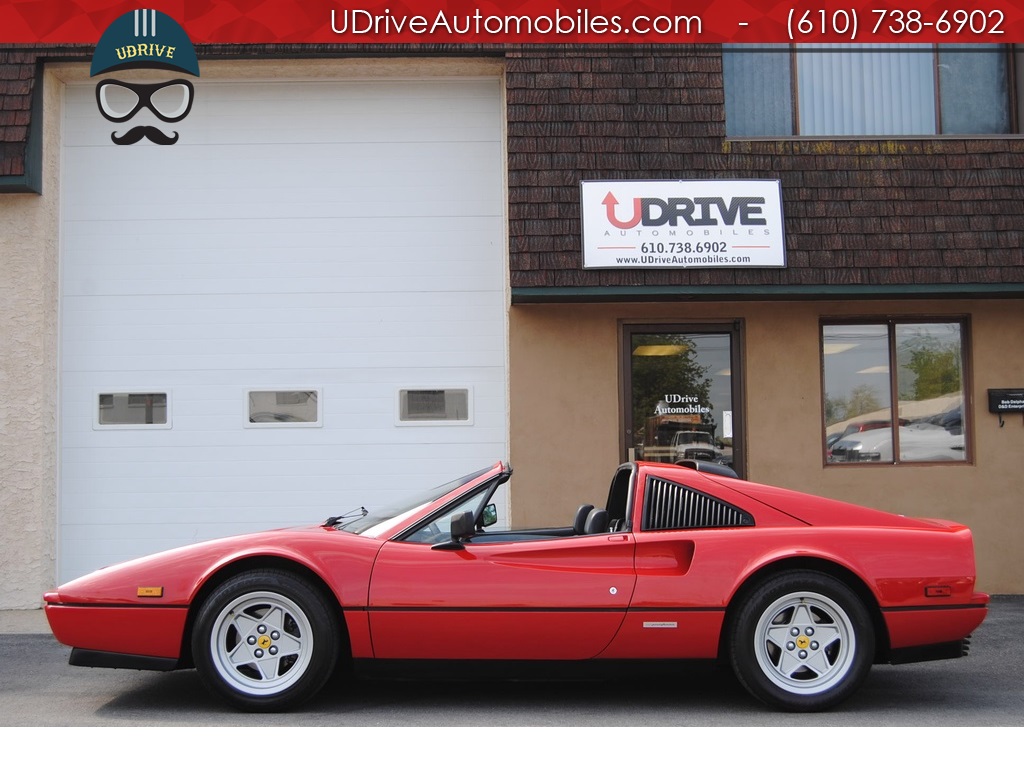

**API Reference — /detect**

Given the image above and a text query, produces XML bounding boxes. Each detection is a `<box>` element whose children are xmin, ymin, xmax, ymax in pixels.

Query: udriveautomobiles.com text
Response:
<box><xmin>330</xmin><ymin>8</ymin><xmax>703</xmax><ymax>37</ymax></box>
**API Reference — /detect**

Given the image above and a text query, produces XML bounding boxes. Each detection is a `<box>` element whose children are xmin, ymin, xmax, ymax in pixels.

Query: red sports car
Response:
<box><xmin>44</xmin><ymin>460</ymin><xmax>988</xmax><ymax>713</ymax></box>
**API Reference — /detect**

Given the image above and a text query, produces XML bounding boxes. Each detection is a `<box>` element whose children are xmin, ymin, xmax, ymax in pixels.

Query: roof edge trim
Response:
<box><xmin>511</xmin><ymin>284</ymin><xmax>1024</xmax><ymax>304</ymax></box>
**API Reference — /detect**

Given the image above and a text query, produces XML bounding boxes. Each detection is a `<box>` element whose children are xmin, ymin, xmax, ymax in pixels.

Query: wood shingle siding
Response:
<box><xmin>504</xmin><ymin>46</ymin><xmax>1024</xmax><ymax>297</ymax></box>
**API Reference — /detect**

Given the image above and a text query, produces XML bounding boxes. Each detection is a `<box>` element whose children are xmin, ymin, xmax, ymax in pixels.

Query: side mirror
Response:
<box><xmin>481</xmin><ymin>503</ymin><xmax>497</xmax><ymax>528</ymax></box>
<box><xmin>433</xmin><ymin>510</ymin><xmax>474</xmax><ymax>551</ymax></box>
<box><xmin>451</xmin><ymin>510</ymin><xmax>475</xmax><ymax>538</ymax></box>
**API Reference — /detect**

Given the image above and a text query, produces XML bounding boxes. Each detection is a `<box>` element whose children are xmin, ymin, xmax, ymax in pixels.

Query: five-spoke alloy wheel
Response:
<box><xmin>192</xmin><ymin>569</ymin><xmax>339</xmax><ymax>712</ymax></box>
<box><xmin>729</xmin><ymin>571</ymin><xmax>874</xmax><ymax>712</ymax></box>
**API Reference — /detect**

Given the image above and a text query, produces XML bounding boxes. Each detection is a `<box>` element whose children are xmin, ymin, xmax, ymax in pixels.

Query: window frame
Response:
<box><xmin>723</xmin><ymin>43</ymin><xmax>1018</xmax><ymax>138</ymax></box>
<box><xmin>395</xmin><ymin>386</ymin><xmax>474</xmax><ymax>426</ymax></box>
<box><xmin>93</xmin><ymin>390</ymin><xmax>171</xmax><ymax>430</ymax></box>
<box><xmin>820</xmin><ymin>316</ymin><xmax>973</xmax><ymax>467</ymax></box>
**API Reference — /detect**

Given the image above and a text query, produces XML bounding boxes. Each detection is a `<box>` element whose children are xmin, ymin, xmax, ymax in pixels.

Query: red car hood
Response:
<box><xmin>45</xmin><ymin>523</ymin><xmax>363</xmax><ymax>607</ymax></box>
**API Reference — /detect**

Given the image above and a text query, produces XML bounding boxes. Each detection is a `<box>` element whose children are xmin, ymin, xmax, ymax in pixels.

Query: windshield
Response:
<box><xmin>678</xmin><ymin>432</ymin><xmax>712</xmax><ymax>444</ymax></box>
<box><xmin>333</xmin><ymin>466</ymin><xmax>493</xmax><ymax>535</ymax></box>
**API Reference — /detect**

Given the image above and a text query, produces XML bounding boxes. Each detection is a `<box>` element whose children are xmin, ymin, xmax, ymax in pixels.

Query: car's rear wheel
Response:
<box><xmin>729</xmin><ymin>571</ymin><xmax>874</xmax><ymax>712</ymax></box>
<box><xmin>192</xmin><ymin>569</ymin><xmax>339</xmax><ymax>712</ymax></box>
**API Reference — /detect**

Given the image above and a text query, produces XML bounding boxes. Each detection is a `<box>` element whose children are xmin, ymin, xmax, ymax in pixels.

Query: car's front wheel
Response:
<box><xmin>192</xmin><ymin>569</ymin><xmax>339</xmax><ymax>712</ymax></box>
<box><xmin>729</xmin><ymin>571</ymin><xmax>874</xmax><ymax>712</ymax></box>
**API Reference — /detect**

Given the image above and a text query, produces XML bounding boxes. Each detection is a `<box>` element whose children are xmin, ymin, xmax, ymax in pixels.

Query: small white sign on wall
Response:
<box><xmin>581</xmin><ymin>179</ymin><xmax>786</xmax><ymax>269</ymax></box>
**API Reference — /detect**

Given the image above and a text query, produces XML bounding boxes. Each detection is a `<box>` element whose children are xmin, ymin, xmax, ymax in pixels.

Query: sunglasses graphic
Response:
<box><xmin>95</xmin><ymin>79</ymin><xmax>195</xmax><ymax>123</ymax></box>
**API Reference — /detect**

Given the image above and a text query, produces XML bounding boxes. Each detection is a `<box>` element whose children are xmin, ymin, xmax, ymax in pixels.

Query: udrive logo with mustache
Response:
<box><xmin>90</xmin><ymin>9</ymin><xmax>200</xmax><ymax>146</ymax></box>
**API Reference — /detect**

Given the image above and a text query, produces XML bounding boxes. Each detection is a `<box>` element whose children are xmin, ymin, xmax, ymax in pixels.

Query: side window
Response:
<box><xmin>403</xmin><ymin>485</ymin><xmax>500</xmax><ymax>545</ymax></box>
<box><xmin>823</xmin><ymin>320</ymin><xmax>968</xmax><ymax>465</ymax></box>
<box><xmin>642</xmin><ymin>477</ymin><xmax>753</xmax><ymax>532</ymax></box>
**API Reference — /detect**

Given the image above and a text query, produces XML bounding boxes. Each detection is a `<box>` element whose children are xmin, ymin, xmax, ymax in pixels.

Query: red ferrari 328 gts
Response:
<box><xmin>44</xmin><ymin>460</ymin><xmax>988</xmax><ymax>713</ymax></box>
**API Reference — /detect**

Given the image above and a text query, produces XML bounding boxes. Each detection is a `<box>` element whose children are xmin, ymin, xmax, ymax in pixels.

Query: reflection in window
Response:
<box><xmin>724</xmin><ymin>44</ymin><xmax>1012</xmax><ymax>136</ymax></box>
<box><xmin>823</xmin><ymin>321</ymin><xmax>967</xmax><ymax>464</ymax></box>
<box><xmin>629</xmin><ymin>332</ymin><xmax>733</xmax><ymax>468</ymax></box>
<box><xmin>97</xmin><ymin>392</ymin><xmax>168</xmax><ymax>426</ymax></box>
<box><xmin>248</xmin><ymin>390</ymin><xmax>320</xmax><ymax>426</ymax></box>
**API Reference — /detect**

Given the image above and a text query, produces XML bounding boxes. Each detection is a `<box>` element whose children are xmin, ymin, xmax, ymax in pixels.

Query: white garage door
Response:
<box><xmin>59</xmin><ymin>75</ymin><xmax>507</xmax><ymax>582</ymax></box>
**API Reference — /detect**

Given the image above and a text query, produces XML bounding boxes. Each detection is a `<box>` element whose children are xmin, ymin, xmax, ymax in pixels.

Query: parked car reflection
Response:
<box><xmin>829</xmin><ymin>422</ymin><xmax>965</xmax><ymax>463</ymax></box>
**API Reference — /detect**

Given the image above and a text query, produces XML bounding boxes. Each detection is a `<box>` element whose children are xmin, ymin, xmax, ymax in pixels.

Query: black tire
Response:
<box><xmin>191</xmin><ymin>569</ymin><xmax>340</xmax><ymax>712</ymax></box>
<box><xmin>729</xmin><ymin>570</ymin><xmax>874</xmax><ymax>712</ymax></box>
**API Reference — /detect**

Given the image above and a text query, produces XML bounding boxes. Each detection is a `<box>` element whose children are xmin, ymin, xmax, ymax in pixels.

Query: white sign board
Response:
<box><xmin>581</xmin><ymin>179</ymin><xmax>786</xmax><ymax>269</ymax></box>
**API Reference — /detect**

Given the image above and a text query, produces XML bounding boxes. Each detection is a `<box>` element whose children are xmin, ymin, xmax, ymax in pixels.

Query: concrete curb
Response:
<box><xmin>0</xmin><ymin>610</ymin><xmax>49</xmax><ymax>634</ymax></box>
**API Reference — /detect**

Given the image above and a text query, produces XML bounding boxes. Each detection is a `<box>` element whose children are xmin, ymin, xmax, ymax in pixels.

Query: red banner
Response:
<box><xmin>1</xmin><ymin>0</ymin><xmax>1022</xmax><ymax>43</ymax></box>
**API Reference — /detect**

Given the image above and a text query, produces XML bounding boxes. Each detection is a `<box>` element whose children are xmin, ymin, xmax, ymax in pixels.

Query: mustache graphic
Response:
<box><xmin>110</xmin><ymin>126</ymin><xmax>180</xmax><ymax>145</ymax></box>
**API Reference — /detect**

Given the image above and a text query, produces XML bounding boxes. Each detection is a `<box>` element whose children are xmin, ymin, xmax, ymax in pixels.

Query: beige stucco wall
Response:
<box><xmin>0</xmin><ymin>69</ymin><xmax>62</xmax><ymax>609</ymax></box>
<box><xmin>509</xmin><ymin>299</ymin><xmax>1024</xmax><ymax>594</ymax></box>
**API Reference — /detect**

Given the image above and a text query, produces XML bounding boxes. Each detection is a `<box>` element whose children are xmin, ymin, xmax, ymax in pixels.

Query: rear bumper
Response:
<box><xmin>888</xmin><ymin>637</ymin><xmax>973</xmax><ymax>665</ymax></box>
<box><xmin>883</xmin><ymin>594</ymin><xmax>988</xmax><ymax>658</ymax></box>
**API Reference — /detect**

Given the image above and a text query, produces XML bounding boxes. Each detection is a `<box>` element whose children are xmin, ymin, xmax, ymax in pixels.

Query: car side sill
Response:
<box><xmin>70</xmin><ymin>647</ymin><xmax>179</xmax><ymax>672</ymax></box>
<box><xmin>351</xmin><ymin>658</ymin><xmax>718</xmax><ymax>681</ymax></box>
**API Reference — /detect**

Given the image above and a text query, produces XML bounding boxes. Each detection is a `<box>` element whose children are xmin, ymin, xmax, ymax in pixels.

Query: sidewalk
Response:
<box><xmin>0</xmin><ymin>609</ymin><xmax>49</xmax><ymax>634</ymax></box>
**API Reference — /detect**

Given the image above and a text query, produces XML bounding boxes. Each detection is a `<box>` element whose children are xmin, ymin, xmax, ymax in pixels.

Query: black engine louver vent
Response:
<box><xmin>643</xmin><ymin>477</ymin><xmax>754</xmax><ymax>531</ymax></box>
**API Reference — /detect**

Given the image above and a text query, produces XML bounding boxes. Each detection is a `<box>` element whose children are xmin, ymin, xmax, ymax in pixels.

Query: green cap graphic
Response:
<box><xmin>90</xmin><ymin>9</ymin><xmax>200</xmax><ymax>77</ymax></box>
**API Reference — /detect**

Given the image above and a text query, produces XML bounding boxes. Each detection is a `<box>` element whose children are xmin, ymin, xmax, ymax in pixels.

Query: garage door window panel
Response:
<box><xmin>247</xmin><ymin>390</ymin><xmax>321</xmax><ymax>427</ymax></box>
<box><xmin>397</xmin><ymin>388</ymin><xmax>472</xmax><ymax>425</ymax></box>
<box><xmin>96</xmin><ymin>392</ymin><xmax>170</xmax><ymax>428</ymax></box>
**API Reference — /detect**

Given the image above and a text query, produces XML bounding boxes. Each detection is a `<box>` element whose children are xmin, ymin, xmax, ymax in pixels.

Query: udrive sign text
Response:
<box><xmin>581</xmin><ymin>179</ymin><xmax>786</xmax><ymax>269</ymax></box>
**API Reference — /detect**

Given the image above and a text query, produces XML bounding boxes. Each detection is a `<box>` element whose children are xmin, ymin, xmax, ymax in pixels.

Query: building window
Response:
<box><xmin>96</xmin><ymin>392</ymin><xmax>169</xmax><ymax>428</ymax></box>
<box><xmin>724</xmin><ymin>44</ymin><xmax>1012</xmax><ymax>136</ymax></box>
<box><xmin>823</xmin><ymin>320</ymin><xmax>968</xmax><ymax>465</ymax></box>
<box><xmin>623</xmin><ymin>325</ymin><xmax>743</xmax><ymax>476</ymax></box>
<box><xmin>247</xmin><ymin>390</ymin><xmax>321</xmax><ymax>426</ymax></box>
<box><xmin>397</xmin><ymin>388</ymin><xmax>471</xmax><ymax>424</ymax></box>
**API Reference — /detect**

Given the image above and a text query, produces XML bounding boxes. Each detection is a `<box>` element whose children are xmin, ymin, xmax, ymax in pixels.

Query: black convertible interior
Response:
<box><xmin>461</xmin><ymin>460</ymin><xmax>738</xmax><ymax>544</ymax></box>
<box><xmin>463</xmin><ymin>464</ymin><xmax>635</xmax><ymax>543</ymax></box>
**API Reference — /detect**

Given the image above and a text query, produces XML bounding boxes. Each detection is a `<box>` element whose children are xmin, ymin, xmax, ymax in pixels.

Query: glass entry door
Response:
<box><xmin>623</xmin><ymin>324</ymin><xmax>743</xmax><ymax>477</ymax></box>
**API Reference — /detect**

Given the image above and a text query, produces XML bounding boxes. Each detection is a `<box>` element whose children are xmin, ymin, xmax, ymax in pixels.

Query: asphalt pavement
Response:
<box><xmin>2</xmin><ymin>597</ymin><xmax>1022</xmax><ymax>733</ymax></box>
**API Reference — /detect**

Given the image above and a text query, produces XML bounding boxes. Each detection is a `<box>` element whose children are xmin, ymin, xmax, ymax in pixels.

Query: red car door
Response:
<box><xmin>367</xmin><ymin>533</ymin><xmax>636</xmax><ymax>660</ymax></box>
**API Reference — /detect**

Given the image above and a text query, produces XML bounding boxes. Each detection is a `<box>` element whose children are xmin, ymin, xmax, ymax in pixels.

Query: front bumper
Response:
<box><xmin>45</xmin><ymin>596</ymin><xmax>188</xmax><ymax>661</ymax></box>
